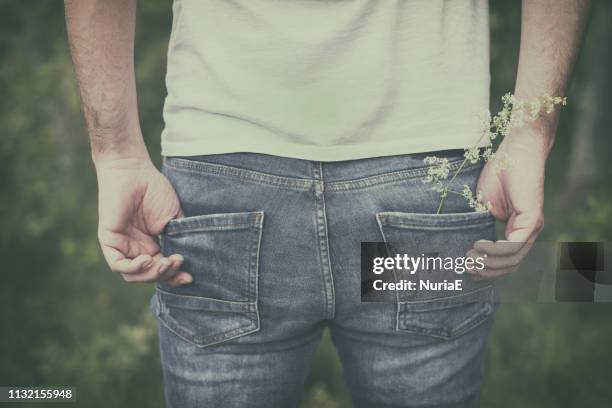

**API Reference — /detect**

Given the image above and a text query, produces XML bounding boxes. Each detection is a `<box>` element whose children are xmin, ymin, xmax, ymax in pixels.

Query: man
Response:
<box><xmin>64</xmin><ymin>1</ymin><xmax>590</xmax><ymax>407</ymax></box>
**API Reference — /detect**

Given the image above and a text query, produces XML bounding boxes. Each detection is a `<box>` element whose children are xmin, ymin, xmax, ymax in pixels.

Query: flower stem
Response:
<box><xmin>436</xmin><ymin>158</ymin><xmax>469</xmax><ymax>214</ymax></box>
<box><xmin>436</xmin><ymin>190</ymin><xmax>448</xmax><ymax>214</ymax></box>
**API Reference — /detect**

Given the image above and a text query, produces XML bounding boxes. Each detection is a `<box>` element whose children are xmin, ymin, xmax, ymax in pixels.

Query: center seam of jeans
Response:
<box><xmin>312</xmin><ymin>161</ymin><xmax>336</xmax><ymax>319</ymax></box>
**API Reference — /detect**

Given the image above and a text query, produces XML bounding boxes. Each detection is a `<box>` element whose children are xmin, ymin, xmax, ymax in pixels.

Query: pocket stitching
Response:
<box><xmin>156</xmin><ymin>297</ymin><xmax>259</xmax><ymax>348</ymax></box>
<box><xmin>165</xmin><ymin>211</ymin><xmax>264</xmax><ymax>235</ymax></box>
<box><xmin>163</xmin><ymin>157</ymin><xmax>312</xmax><ymax>190</ymax></box>
<box><xmin>398</xmin><ymin>301</ymin><xmax>493</xmax><ymax>340</ymax></box>
<box><xmin>376</xmin><ymin>213</ymin><xmax>405</xmax><ymax>304</ymax></box>
<box><xmin>243</xmin><ymin>214</ymin><xmax>263</xmax><ymax>303</ymax></box>
<box><xmin>377</xmin><ymin>211</ymin><xmax>495</xmax><ymax>230</ymax></box>
<box><xmin>396</xmin><ymin>285</ymin><xmax>495</xmax><ymax>339</ymax></box>
<box><xmin>167</xmin><ymin>223</ymin><xmax>254</xmax><ymax>235</ymax></box>
<box><xmin>156</xmin><ymin>286</ymin><xmax>258</xmax><ymax>309</ymax></box>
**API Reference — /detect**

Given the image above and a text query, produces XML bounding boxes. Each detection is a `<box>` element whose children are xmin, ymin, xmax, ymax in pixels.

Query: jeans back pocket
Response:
<box><xmin>376</xmin><ymin>210</ymin><xmax>496</xmax><ymax>339</ymax></box>
<box><xmin>150</xmin><ymin>211</ymin><xmax>264</xmax><ymax>348</ymax></box>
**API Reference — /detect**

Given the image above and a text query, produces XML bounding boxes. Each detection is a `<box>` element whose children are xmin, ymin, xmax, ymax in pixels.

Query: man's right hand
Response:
<box><xmin>64</xmin><ymin>0</ymin><xmax>191</xmax><ymax>286</ymax></box>
<box><xmin>95</xmin><ymin>157</ymin><xmax>192</xmax><ymax>287</ymax></box>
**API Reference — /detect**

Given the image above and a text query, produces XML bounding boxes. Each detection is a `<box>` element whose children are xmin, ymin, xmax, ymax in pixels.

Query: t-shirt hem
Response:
<box><xmin>160</xmin><ymin>138</ymin><xmax>485</xmax><ymax>162</ymax></box>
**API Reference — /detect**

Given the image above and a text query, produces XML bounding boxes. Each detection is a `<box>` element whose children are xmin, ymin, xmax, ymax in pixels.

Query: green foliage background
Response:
<box><xmin>1</xmin><ymin>1</ymin><xmax>611</xmax><ymax>407</ymax></box>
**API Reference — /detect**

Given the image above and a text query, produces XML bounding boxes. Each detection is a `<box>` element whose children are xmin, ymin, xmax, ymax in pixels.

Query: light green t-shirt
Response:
<box><xmin>161</xmin><ymin>0</ymin><xmax>490</xmax><ymax>161</ymax></box>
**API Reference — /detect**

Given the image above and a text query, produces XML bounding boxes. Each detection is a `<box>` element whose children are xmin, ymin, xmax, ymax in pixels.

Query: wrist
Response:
<box><xmin>505</xmin><ymin>117</ymin><xmax>558</xmax><ymax>159</ymax></box>
<box><xmin>90</xmin><ymin>129</ymin><xmax>152</xmax><ymax>170</ymax></box>
<box><xmin>92</xmin><ymin>143</ymin><xmax>153</xmax><ymax>171</ymax></box>
<box><xmin>509</xmin><ymin>90</ymin><xmax>563</xmax><ymax>156</ymax></box>
<box><xmin>498</xmin><ymin>133</ymin><xmax>551</xmax><ymax>169</ymax></box>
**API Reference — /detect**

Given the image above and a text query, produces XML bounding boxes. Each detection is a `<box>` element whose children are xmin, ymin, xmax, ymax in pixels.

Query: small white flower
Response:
<box><xmin>423</xmin><ymin>156</ymin><xmax>450</xmax><ymax>185</ymax></box>
<box><xmin>464</xmin><ymin>147</ymin><xmax>480</xmax><ymax>164</ymax></box>
<box><xmin>461</xmin><ymin>186</ymin><xmax>489</xmax><ymax>212</ymax></box>
<box><xmin>482</xmin><ymin>147</ymin><xmax>494</xmax><ymax>161</ymax></box>
<box><xmin>462</xmin><ymin>184</ymin><xmax>473</xmax><ymax>200</ymax></box>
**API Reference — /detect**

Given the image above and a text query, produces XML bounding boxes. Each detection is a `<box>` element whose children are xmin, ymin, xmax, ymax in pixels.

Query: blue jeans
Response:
<box><xmin>149</xmin><ymin>151</ymin><xmax>497</xmax><ymax>408</ymax></box>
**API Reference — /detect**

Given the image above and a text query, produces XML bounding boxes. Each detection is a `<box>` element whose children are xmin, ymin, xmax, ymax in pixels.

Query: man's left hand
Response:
<box><xmin>467</xmin><ymin>126</ymin><xmax>553</xmax><ymax>279</ymax></box>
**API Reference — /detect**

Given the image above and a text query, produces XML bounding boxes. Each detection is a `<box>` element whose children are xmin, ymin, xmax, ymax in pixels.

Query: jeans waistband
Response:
<box><xmin>165</xmin><ymin>150</ymin><xmax>466</xmax><ymax>184</ymax></box>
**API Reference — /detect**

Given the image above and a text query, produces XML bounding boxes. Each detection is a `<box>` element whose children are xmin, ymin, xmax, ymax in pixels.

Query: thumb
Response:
<box><xmin>505</xmin><ymin>212</ymin><xmax>543</xmax><ymax>243</ymax></box>
<box><xmin>476</xmin><ymin>163</ymin><xmax>508</xmax><ymax>221</ymax></box>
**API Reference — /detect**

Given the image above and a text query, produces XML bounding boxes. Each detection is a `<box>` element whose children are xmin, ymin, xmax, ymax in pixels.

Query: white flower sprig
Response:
<box><xmin>424</xmin><ymin>93</ymin><xmax>567</xmax><ymax>214</ymax></box>
<box><xmin>461</xmin><ymin>184</ymin><xmax>492</xmax><ymax>213</ymax></box>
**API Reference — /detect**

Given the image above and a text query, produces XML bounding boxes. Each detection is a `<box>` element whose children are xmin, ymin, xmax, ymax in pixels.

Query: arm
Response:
<box><xmin>64</xmin><ymin>0</ymin><xmax>191</xmax><ymax>286</ymax></box>
<box><xmin>470</xmin><ymin>0</ymin><xmax>591</xmax><ymax>278</ymax></box>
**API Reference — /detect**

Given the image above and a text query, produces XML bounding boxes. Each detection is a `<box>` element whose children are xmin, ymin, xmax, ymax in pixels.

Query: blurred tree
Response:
<box><xmin>564</xmin><ymin>0</ymin><xmax>612</xmax><ymax>205</ymax></box>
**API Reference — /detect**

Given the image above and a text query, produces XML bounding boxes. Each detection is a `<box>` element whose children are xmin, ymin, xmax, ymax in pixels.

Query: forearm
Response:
<box><xmin>513</xmin><ymin>0</ymin><xmax>591</xmax><ymax>152</ymax></box>
<box><xmin>64</xmin><ymin>0</ymin><xmax>149</xmax><ymax>166</ymax></box>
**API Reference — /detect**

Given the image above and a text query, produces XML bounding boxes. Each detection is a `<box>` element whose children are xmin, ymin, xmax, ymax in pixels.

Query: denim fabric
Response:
<box><xmin>149</xmin><ymin>151</ymin><xmax>497</xmax><ymax>408</ymax></box>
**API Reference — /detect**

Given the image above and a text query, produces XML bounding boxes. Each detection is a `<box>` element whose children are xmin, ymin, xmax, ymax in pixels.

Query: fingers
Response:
<box><xmin>470</xmin><ymin>265</ymin><xmax>519</xmax><ymax>280</ymax></box>
<box><xmin>101</xmin><ymin>245</ymin><xmax>154</xmax><ymax>274</ymax></box>
<box><xmin>114</xmin><ymin>254</ymin><xmax>154</xmax><ymax>274</ymax></box>
<box><xmin>164</xmin><ymin>272</ymin><xmax>194</xmax><ymax>288</ymax></box>
<box><xmin>467</xmin><ymin>243</ymin><xmax>530</xmax><ymax>270</ymax></box>
<box><xmin>159</xmin><ymin>254</ymin><xmax>188</xmax><ymax>283</ymax></box>
<box><xmin>473</xmin><ymin>239</ymin><xmax>522</xmax><ymax>257</ymax></box>
<box><xmin>466</xmin><ymin>246</ymin><xmax>530</xmax><ymax>279</ymax></box>
<box><xmin>466</xmin><ymin>223</ymin><xmax>541</xmax><ymax>280</ymax></box>
<box><xmin>101</xmin><ymin>243</ymin><xmax>192</xmax><ymax>285</ymax></box>
<box><xmin>120</xmin><ymin>253</ymin><xmax>192</xmax><ymax>284</ymax></box>
<box><xmin>157</xmin><ymin>254</ymin><xmax>193</xmax><ymax>287</ymax></box>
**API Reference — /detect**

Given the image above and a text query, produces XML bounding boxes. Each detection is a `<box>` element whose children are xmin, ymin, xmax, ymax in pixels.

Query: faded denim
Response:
<box><xmin>149</xmin><ymin>151</ymin><xmax>497</xmax><ymax>408</ymax></box>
